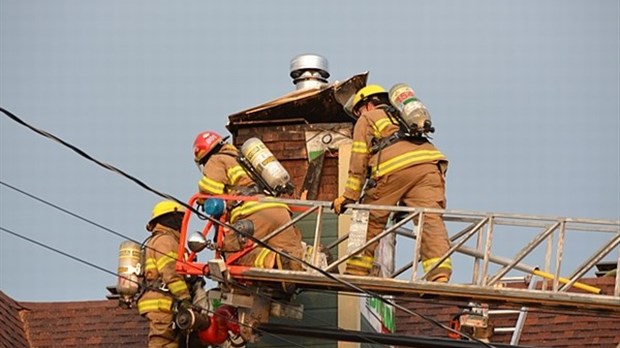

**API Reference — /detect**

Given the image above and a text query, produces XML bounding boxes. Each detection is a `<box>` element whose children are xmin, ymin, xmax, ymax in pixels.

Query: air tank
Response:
<box><xmin>116</xmin><ymin>240</ymin><xmax>142</xmax><ymax>304</ymax></box>
<box><xmin>388</xmin><ymin>83</ymin><xmax>431</xmax><ymax>132</ymax></box>
<box><xmin>240</xmin><ymin>137</ymin><xmax>291</xmax><ymax>192</ymax></box>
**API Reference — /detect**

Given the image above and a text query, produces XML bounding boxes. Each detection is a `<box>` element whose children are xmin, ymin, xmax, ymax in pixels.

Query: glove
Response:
<box><xmin>177</xmin><ymin>298</ymin><xmax>192</xmax><ymax>311</ymax></box>
<box><xmin>331</xmin><ymin>196</ymin><xmax>355</xmax><ymax>215</ymax></box>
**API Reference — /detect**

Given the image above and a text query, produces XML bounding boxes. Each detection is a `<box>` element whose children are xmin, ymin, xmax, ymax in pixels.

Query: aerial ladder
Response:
<box><xmin>173</xmin><ymin>192</ymin><xmax>620</xmax><ymax>346</ymax></box>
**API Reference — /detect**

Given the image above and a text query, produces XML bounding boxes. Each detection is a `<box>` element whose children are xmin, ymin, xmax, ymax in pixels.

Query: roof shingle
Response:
<box><xmin>21</xmin><ymin>299</ymin><xmax>148</xmax><ymax>348</ymax></box>
<box><xmin>0</xmin><ymin>291</ymin><xmax>148</xmax><ymax>348</ymax></box>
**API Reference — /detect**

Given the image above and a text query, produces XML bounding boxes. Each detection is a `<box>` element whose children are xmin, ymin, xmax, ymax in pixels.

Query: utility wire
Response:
<box><xmin>0</xmin><ymin>225</ymin><xmax>304</xmax><ymax>348</ymax></box>
<box><xmin>1</xmin><ymin>226</ymin><xmax>119</xmax><ymax>279</ymax></box>
<box><xmin>0</xmin><ymin>176</ymin><xmax>308</xmax><ymax>346</ymax></box>
<box><xmin>1</xmin><ymin>106</ymin><xmax>486</xmax><ymax>345</ymax></box>
<box><xmin>1</xmin><ymin>181</ymin><xmax>139</xmax><ymax>246</ymax></box>
<box><xmin>0</xmin><ymin>177</ymin><xmax>379</xmax><ymax>341</ymax></box>
<box><xmin>1</xmin><ymin>106</ymin><xmax>492</xmax><ymax>346</ymax></box>
<box><xmin>0</xmin><ymin>180</ymin><xmax>385</xmax><ymax>346</ymax></box>
<box><xmin>0</xmin><ymin>179</ymin><xmax>208</xmax><ymax>286</ymax></box>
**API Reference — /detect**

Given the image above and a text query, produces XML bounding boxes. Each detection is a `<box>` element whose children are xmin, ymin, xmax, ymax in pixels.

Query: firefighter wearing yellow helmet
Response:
<box><xmin>332</xmin><ymin>84</ymin><xmax>452</xmax><ymax>282</ymax></box>
<box><xmin>138</xmin><ymin>200</ymin><xmax>191</xmax><ymax>348</ymax></box>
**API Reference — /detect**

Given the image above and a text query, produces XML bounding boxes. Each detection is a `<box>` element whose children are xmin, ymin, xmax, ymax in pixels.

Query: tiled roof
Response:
<box><xmin>0</xmin><ymin>291</ymin><xmax>147</xmax><ymax>348</ymax></box>
<box><xmin>21</xmin><ymin>299</ymin><xmax>148</xmax><ymax>348</ymax></box>
<box><xmin>2</xmin><ymin>277</ymin><xmax>618</xmax><ymax>347</ymax></box>
<box><xmin>394</xmin><ymin>276</ymin><xmax>620</xmax><ymax>348</ymax></box>
<box><xmin>0</xmin><ymin>291</ymin><xmax>29</xmax><ymax>348</ymax></box>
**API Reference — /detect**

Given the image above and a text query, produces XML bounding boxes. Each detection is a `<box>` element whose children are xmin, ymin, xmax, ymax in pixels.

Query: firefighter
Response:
<box><xmin>331</xmin><ymin>85</ymin><xmax>452</xmax><ymax>282</ymax></box>
<box><xmin>193</xmin><ymin>131</ymin><xmax>305</xmax><ymax>271</ymax></box>
<box><xmin>137</xmin><ymin>200</ymin><xmax>192</xmax><ymax>348</ymax></box>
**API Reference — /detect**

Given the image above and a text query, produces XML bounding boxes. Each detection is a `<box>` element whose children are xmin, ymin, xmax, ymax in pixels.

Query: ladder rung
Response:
<box><xmin>494</xmin><ymin>328</ymin><xmax>516</xmax><ymax>333</ymax></box>
<box><xmin>488</xmin><ymin>309</ymin><xmax>521</xmax><ymax>315</ymax></box>
<box><xmin>499</xmin><ymin>276</ymin><xmax>529</xmax><ymax>283</ymax></box>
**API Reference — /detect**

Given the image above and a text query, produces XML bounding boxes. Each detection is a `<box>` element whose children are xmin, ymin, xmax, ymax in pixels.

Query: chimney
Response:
<box><xmin>289</xmin><ymin>53</ymin><xmax>330</xmax><ymax>90</ymax></box>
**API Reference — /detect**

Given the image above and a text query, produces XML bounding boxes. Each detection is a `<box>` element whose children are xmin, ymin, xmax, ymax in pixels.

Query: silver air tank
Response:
<box><xmin>289</xmin><ymin>53</ymin><xmax>330</xmax><ymax>90</ymax></box>
<box><xmin>388</xmin><ymin>83</ymin><xmax>432</xmax><ymax>132</ymax></box>
<box><xmin>116</xmin><ymin>240</ymin><xmax>142</xmax><ymax>305</ymax></box>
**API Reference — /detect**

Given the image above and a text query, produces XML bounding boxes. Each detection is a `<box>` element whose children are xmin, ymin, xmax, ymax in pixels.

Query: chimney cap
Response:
<box><xmin>290</xmin><ymin>53</ymin><xmax>330</xmax><ymax>79</ymax></box>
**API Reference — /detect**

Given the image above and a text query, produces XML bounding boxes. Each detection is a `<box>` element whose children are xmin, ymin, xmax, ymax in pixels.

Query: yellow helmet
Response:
<box><xmin>352</xmin><ymin>84</ymin><xmax>388</xmax><ymax>112</ymax></box>
<box><xmin>146</xmin><ymin>200</ymin><xmax>186</xmax><ymax>231</ymax></box>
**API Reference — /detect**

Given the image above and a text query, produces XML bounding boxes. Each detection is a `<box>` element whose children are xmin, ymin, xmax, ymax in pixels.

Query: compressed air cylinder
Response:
<box><xmin>388</xmin><ymin>83</ymin><xmax>431</xmax><ymax>131</ymax></box>
<box><xmin>240</xmin><ymin>137</ymin><xmax>291</xmax><ymax>191</ymax></box>
<box><xmin>116</xmin><ymin>240</ymin><xmax>142</xmax><ymax>301</ymax></box>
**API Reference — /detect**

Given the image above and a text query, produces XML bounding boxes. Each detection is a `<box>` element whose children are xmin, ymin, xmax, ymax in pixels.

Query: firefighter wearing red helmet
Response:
<box><xmin>193</xmin><ymin>131</ymin><xmax>304</xmax><ymax>272</ymax></box>
<box><xmin>332</xmin><ymin>85</ymin><xmax>452</xmax><ymax>282</ymax></box>
<box><xmin>137</xmin><ymin>200</ymin><xmax>192</xmax><ymax>348</ymax></box>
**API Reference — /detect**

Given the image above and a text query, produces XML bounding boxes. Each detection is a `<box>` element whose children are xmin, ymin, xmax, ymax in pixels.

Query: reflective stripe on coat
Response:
<box><xmin>137</xmin><ymin>225</ymin><xmax>190</xmax><ymax>315</ymax></box>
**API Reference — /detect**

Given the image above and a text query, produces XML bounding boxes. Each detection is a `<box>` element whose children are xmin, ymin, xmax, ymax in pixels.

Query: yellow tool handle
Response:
<box><xmin>533</xmin><ymin>269</ymin><xmax>602</xmax><ymax>294</ymax></box>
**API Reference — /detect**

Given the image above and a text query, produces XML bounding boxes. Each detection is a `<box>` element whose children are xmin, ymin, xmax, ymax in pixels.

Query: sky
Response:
<box><xmin>1</xmin><ymin>1</ymin><xmax>618</xmax><ymax>302</ymax></box>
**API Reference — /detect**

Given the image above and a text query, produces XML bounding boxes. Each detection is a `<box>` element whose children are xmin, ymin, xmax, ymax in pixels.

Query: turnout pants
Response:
<box><xmin>145</xmin><ymin>311</ymin><xmax>178</xmax><ymax>348</ymax></box>
<box><xmin>361</xmin><ymin>162</ymin><xmax>452</xmax><ymax>280</ymax></box>
<box><xmin>225</xmin><ymin>207</ymin><xmax>304</xmax><ymax>271</ymax></box>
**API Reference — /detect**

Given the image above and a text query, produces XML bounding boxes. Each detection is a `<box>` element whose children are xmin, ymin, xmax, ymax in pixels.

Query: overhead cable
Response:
<box><xmin>0</xmin><ymin>225</ymin><xmax>304</xmax><ymax>348</ymax></box>
<box><xmin>1</xmin><ymin>106</ymin><xmax>492</xmax><ymax>346</ymax></box>
<box><xmin>0</xmin><ymin>181</ymin><xmax>384</xmax><ymax>346</ymax></box>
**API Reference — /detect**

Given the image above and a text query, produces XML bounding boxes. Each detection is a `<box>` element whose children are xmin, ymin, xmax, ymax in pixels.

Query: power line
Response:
<box><xmin>1</xmin><ymin>106</ymin><xmax>492</xmax><ymax>346</ymax></box>
<box><xmin>0</xmin><ymin>179</ymin><xmax>209</xmax><ymax>283</ymax></box>
<box><xmin>0</xmin><ymin>180</ymin><xmax>386</xmax><ymax>346</ymax></box>
<box><xmin>0</xmin><ymin>183</ymin><xmax>316</xmax><ymax>347</ymax></box>
<box><xmin>0</xmin><ymin>225</ymin><xmax>305</xmax><ymax>348</ymax></box>
<box><xmin>1</xmin><ymin>226</ymin><xmax>119</xmax><ymax>279</ymax></box>
<box><xmin>1</xmin><ymin>181</ymin><xmax>138</xmax><ymax>245</ymax></box>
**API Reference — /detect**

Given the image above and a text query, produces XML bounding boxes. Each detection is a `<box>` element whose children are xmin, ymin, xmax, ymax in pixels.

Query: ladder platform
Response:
<box><xmin>226</xmin><ymin>266</ymin><xmax>620</xmax><ymax>314</ymax></box>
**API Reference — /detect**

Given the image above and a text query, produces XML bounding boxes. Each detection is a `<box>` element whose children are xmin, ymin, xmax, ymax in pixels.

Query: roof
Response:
<box><xmin>2</xmin><ymin>278</ymin><xmax>618</xmax><ymax>347</ymax></box>
<box><xmin>0</xmin><ymin>291</ymin><xmax>29</xmax><ymax>348</ymax></box>
<box><xmin>226</xmin><ymin>72</ymin><xmax>368</xmax><ymax>134</ymax></box>
<box><xmin>394</xmin><ymin>276</ymin><xmax>620</xmax><ymax>348</ymax></box>
<box><xmin>0</xmin><ymin>291</ymin><xmax>147</xmax><ymax>348</ymax></box>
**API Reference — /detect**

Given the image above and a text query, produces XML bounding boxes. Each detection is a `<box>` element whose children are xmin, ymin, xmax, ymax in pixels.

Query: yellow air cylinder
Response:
<box><xmin>240</xmin><ymin>137</ymin><xmax>291</xmax><ymax>191</ymax></box>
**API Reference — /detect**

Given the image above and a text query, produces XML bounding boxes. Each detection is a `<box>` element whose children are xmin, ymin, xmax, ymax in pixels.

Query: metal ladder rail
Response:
<box><xmin>391</xmin><ymin>224</ymin><xmax>606</xmax><ymax>295</ymax></box>
<box><xmin>241</xmin><ymin>197</ymin><xmax>619</xmax><ymax>297</ymax></box>
<box><xmin>181</xmin><ymin>196</ymin><xmax>620</xmax><ymax>310</ymax></box>
<box><xmin>488</xmin><ymin>276</ymin><xmax>537</xmax><ymax>345</ymax></box>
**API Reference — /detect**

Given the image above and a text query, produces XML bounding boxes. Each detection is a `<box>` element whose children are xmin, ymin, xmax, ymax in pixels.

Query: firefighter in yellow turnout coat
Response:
<box><xmin>332</xmin><ymin>85</ymin><xmax>452</xmax><ymax>282</ymax></box>
<box><xmin>138</xmin><ymin>200</ymin><xmax>192</xmax><ymax>348</ymax></box>
<box><xmin>193</xmin><ymin>131</ymin><xmax>304</xmax><ymax>271</ymax></box>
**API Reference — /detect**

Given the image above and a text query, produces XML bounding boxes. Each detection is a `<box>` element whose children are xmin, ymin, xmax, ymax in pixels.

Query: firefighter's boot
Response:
<box><xmin>430</xmin><ymin>274</ymin><xmax>450</xmax><ymax>283</ymax></box>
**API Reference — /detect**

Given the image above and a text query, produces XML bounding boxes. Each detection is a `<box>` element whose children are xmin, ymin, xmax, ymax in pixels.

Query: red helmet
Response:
<box><xmin>193</xmin><ymin>131</ymin><xmax>228</xmax><ymax>164</ymax></box>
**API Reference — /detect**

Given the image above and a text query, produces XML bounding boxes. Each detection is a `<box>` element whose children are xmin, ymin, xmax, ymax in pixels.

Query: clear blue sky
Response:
<box><xmin>1</xmin><ymin>1</ymin><xmax>618</xmax><ymax>302</ymax></box>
